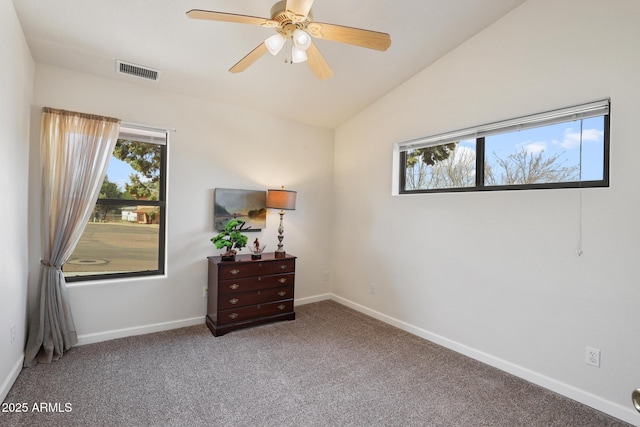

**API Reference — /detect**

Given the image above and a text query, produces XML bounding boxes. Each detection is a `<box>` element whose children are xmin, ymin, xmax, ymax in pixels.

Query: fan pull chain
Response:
<box><xmin>285</xmin><ymin>38</ymin><xmax>292</xmax><ymax>64</ymax></box>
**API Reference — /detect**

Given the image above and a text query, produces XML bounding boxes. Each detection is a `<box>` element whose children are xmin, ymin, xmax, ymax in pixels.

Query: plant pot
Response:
<box><xmin>220</xmin><ymin>251</ymin><xmax>236</xmax><ymax>262</ymax></box>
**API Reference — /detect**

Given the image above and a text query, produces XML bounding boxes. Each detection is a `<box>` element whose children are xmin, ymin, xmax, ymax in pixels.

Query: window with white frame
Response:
<box><xmin>64</xmin><ymin>125</ymin><xmax>167</xmax><ymax>281</ymax></box>
<box><xmin>397</xmin><ymin>100</ymin><xmax>610</xmax><ymax>193</ymax></box>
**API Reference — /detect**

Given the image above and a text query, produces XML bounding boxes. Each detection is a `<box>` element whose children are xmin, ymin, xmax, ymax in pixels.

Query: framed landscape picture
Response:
<box><xmin>214</xmin><ymin>188</ymin><xmax>266</xmax><ymax>231</ymax></box>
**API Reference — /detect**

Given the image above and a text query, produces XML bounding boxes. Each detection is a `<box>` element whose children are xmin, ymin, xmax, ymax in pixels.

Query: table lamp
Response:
<box><xmin>266</xmin><ymin>186</ymin><xmax>297</xmax><ymax>258</ymax></box>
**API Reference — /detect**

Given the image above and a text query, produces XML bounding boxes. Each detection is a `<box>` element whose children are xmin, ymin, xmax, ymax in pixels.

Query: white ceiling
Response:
<box><xmin>12</xmin><ymin>0</ymin><xmax>526</xmax><ymax>129</ymax></box>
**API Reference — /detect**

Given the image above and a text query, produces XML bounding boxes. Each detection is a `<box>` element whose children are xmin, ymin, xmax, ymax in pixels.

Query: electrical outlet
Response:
<box><xmin>586</xmin><ymin>346</ymin><xmax>600</xmax><ymax>367</ymax></box>
<box><xmin>10</xmin><ymin>324</ymin><xmax>15</xmax><ymax>344</ymax></box>
<box><xmin>202</xmin><ymin>287</ymin><xmax>208</xmax><ymax>298</ymax></box>
<box><xmin>370</xmin><ymin>282</ymin><xmax>376</xmax><ymax>294</ymax></box>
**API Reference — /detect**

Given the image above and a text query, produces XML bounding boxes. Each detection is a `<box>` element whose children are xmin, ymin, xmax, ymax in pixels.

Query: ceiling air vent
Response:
<box><xmin>116</xmin><ymin>60</ymin><xmax>160</xmax><ymax>82</ymax></box>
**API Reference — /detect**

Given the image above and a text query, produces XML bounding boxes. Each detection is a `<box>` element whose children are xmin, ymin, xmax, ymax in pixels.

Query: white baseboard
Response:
<box><xmin>73</xmin><ymin>294</ymin><xmax>636</xmax><ymax>424</ymax></box>
<box><xmin>76</xmin><ymin>293</ymin><xmax>333</xmax><ymax>346</ymax></box>
<box><xmin>1</xmin><ymin>355</ymin><xmax>24</xmax><ymax>403</ymax></box>
<box><xmin>76</xmin><ymin>316</ymin><xmax>205</xmax><ymax>346</ymax></box>
<box><xmin>295</xmin><ymin>293</ymin><xmax>331</xmax><ymax>306</ymax></box>
<box><xmin>330</xmin><ymin>294</ymin><xmax>639</xmax><ymax>426</ymax></box>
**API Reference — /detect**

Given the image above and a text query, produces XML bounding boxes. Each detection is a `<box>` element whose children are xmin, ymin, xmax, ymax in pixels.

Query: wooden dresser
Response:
<box><xmin>206</xmin><ymin>252</ymin><xmax>296</xmax><ymax>336</ymax></box>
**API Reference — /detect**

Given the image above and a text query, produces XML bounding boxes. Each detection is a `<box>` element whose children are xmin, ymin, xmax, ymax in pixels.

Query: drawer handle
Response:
<box><xmin>277</xmin><ymin>304</ymin><xmax>286</xmax><ymax>310</ymax></box>
<box><xmin>229</xmin><ymin>284</ymin><xmax>239</xmax><ymax>290</ymax></box>
<box><xmin>278</xmin><ymin>278</ymin><xmax>287</xmax><ymax>284</ymax></box>
<box><xmin>279</xmin><ymin>264</ymin><xmax>287</xmax><ymax>270</ymax></box>
<box><xmin>229</xmin><ymin>313</ymin><xmax>238</xmax><ymax>319</ymax></box>
<box><xmin>229</xmin><ymin>298</ymin><xmax>239</xmax><ymax>305</ymax></box>
<box><xmin>278</xmin><ymin>291</ymin><xmax>287</xmax><ymax>297</ymax></box>
<box><xmin>230</xmin><ymin>269</ymin><xmax>240</xmax><ymax>275</ymax></box>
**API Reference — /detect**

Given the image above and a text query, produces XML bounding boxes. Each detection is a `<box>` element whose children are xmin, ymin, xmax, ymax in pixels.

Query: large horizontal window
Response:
<box><xmin>64</xmin><ymin>125</ymin><xmax>167</xmax><ymax>282</ymax></box>
<box><xmin>397</xmin><ymin>100</ymin><xmax>610</xmax><ymax>193</ymax></box>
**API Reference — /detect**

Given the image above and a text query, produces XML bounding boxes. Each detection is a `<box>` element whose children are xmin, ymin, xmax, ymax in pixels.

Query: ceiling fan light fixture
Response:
<box><xmin>265</xmin><ymin>33</ymin><xmax>286</xmax><ymax>55</ymax></box>
<box><xmin>291</xmin><ymin>46</ymin><xmax>308</xmax><ymax>63</ymax></box>
<box><xmin>292</xmin><ymin>28</ymin><xmax>312</xmax><ymax>50</ymax></box>
<box><xmin>186</xmin><ymin>2</ymin><xmax>391</xmax><ymax>79</ymax></box>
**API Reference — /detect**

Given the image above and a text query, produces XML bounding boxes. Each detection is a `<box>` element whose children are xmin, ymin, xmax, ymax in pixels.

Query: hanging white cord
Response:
<box><xmin>576</xmin><ymin>120</ymin><xmax>584</xmax><ymax>256</ymax></box>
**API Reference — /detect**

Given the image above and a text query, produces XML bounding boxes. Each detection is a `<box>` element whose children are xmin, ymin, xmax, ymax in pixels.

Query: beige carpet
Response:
<box><xmin>2</xmin><ymin>300</ymin><xmax>630</xmax><ymax>426</ymax></box>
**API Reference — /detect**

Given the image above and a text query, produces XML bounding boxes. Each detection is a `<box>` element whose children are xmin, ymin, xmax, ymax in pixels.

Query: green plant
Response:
<box><xmin>211</xmin><ymin>219</ymin><xmax>250</xmax><ymax>256</ymax></box>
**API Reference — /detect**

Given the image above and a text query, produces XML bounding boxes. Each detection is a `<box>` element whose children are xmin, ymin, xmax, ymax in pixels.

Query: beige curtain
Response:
<box><xmin>24</xmin><ymin>108</ymin><xmax>120</xmax><ymax>367</ymax></box>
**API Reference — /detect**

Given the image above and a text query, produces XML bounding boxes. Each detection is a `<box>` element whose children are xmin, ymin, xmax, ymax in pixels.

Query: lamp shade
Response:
<box><xmin>293</xmin><ymin>29</ymin><xmax>312</xmax><ymax>50</ymax></box>
<box><xmin>265</xmin><ymin>33</ymin><xmax>286</xmax><ymax>55</ymax></box>
<box><xmin>291</xmin><ymin>47</ymin><xmax>308</xmax><ymax>64</ymax></box>
<box><xmin>266</xmin><ymin>188</ymin><xmax>297</xmax><ymax>210</ymax></box>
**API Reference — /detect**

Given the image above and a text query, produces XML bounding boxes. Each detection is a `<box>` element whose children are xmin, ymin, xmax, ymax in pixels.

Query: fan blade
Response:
<box><xmin>286</xmin><ymin>0</ymin><xmax>315</xmax><ymax>18</ymax></box>
<box><xmin>306</xmin><ymin>43</ymin><xmax>333</xmax><ymax>80</ymax></box>
<box><xmin>229</xmin><ymin>43</ymin><xmax>269</xmax><ymax>73</ymax></box>
<box><xmin>186</xmin><ymin>9</ymin><xmax>279</xmax><ymax>28</ymax></box>
<box><xmin>307</xmin><ymin>22</ymin><xmax>391</xmax><ymax>51</ymax></box>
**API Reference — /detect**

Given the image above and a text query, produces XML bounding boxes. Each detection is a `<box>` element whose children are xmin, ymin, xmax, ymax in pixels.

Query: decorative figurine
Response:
<box><xmin>249</xmin><ymin>238</ymin><xmax>266</xmax><ymax>260</ymax></box>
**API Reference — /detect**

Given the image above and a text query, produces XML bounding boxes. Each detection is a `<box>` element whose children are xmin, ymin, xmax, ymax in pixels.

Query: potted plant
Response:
<box><xmin>211</xmin><ymin>219</ymin><xmax>250</xmax><ymax>261</ymax></box>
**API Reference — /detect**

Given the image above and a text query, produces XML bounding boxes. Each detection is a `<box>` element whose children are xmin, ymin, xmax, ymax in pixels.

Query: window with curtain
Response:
<box><xmin>64</xmin><ymin>124</ymin><xmax>167</xmax><ymax>281</ymax></box>
<box><xmin>397</xmin><ymin>100</ymin><xmax>610</xmax><ymax>193</ymax></box>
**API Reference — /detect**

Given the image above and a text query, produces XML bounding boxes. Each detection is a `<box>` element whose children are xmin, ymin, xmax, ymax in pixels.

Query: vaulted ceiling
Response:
<box><xmin>13</xmin><ymin>0</ymin><xmax>526</xmax><ymax>129</ymax></box>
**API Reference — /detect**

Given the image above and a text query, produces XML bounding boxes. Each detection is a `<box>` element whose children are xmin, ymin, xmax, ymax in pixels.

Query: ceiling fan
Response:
<box><xmin>186</xmin><ymin>0</ymin><xmax>391</xmax><ymax>80</ymax></box>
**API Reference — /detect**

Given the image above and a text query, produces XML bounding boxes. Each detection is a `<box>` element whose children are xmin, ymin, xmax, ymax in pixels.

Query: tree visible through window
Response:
<box><xmin>65</xmin><ymin>126</ymin><xmax>167</xmax><ymax>281</ymax></box>
<box><xmin>399</xmin><ymin>101</ymin><xmax>609</xmax><ymax>193</ymax></box>
<box><xmin>404</xmin><ymin>140</ymin><xmax>476</xmax><ymax>190</ymax></box>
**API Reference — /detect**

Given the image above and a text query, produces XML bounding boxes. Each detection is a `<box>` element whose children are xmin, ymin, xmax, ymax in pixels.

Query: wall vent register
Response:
<box><xmin>116</xmin><ymin>60</ymin><xmax>160</xmax><ymax>82</ymax></box>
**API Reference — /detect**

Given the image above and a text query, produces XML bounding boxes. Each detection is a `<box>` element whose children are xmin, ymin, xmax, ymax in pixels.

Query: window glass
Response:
<box><xmin>99</xmin><ymin>140</ymin><xmax>163</xmax><ymax>201</ymax></box>
<box><xmin>397</xmin><ymin>101</ymin><xmax>609</xmax><ymax>194</ymax></box>
<box><xmin>484</xmin><ymin>117</ymin><xmax>605</xmax><ymax>186</ymax></box>
<box><xmin>65</xmin><ymin>204</ymin><xmax>160</xmax><ymax>275</ymax></box>
<box><xmin>403</xmin><ymin>139</ymin><xmax>476</xmax><ymax>191</ymax></box>
<box><xmin>65</xmin><ymin>131</ymin><xmax>166</xmax><ymax>281</ymax></box>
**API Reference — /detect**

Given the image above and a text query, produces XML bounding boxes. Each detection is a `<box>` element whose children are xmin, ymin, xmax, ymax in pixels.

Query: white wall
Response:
<box><xmin>0</xmin><ymin>0</ymin><xmax>33</xmax><ymax>402</ymax></box>
<box><xmin>27</xmin><ymin>64</ymin><xmax>334</xmax><ymax>344</ymax></box>
<box><xmin>332</xmin><ymin>0</ymin><xmax>640</xmax><ymax>424</ymax></box>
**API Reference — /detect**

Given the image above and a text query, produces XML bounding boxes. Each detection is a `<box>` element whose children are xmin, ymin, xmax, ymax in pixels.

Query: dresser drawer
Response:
<box><xmin>207</xmin><ymin>253</ymin><xmax>296</xmax><ymax>336</ymax></box>
<box><xmin>219</xmin><ymin>273</ymin><xmax>294</xmax><ymax>294</ymax></box>
<box><xmin>218</xmin><ymin>300</ymin><xmax>294</xmax><ymax>325</ymax></box>
<box><xmin>218</xmin><ymin>286</ymin><xmax>293</xmax><ymax>310</ymax></box>
<box><xmin>218</xmin><ymin>259</ymin><xmax>295</xmax><ymax>280</ymax></box>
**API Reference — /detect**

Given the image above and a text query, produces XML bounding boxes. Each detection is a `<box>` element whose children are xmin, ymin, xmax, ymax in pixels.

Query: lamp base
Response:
<box><xmin>274</xmin><ymin>250</ymin><xmax>286</xmax><ymax>259</ymax></box>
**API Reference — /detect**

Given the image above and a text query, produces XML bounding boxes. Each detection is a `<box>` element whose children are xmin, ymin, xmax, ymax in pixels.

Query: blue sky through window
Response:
<box><xmin>456</xmin><ymin>116</ymin><xmax>605</xmax><ymax>182</ymax></box>
<box><xmin>105</xmin><ymin>157</ymin><xmax>137</xmax><ymax>191</ymax></box>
